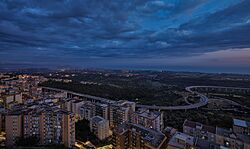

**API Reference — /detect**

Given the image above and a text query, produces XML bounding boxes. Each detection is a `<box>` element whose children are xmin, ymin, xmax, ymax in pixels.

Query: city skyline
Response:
<box><xmin>1</xmin><ymin>0</ymin><xmax>250</xmax><ymax>73</ymax></box>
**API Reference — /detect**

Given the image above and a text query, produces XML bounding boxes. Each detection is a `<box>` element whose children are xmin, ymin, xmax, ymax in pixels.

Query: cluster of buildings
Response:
<box><xmin>0</xmin><ymin>73</ymin><xmax>166</xmax><ymax>148</ymax></box>
<box><xmin>5</xmin><ymin>103</ymin><xmax>75</xmax><ymax>147</ymax></box>
<box><xmin>166</xmin><ymin>119</ymin><xmax>250</xmax><ymax>149</ymax></box>
<box><xmin>0</xmin><ymin>74</ymin><xmax>46</xmax><ymax>107</ymax></box>
<box><xmin>1</xmin><ymin>73</ymin><xmax>250</xmax><ymax>149</ymax></box>
<box><xmin>76</xmin><ymin>99</ymin><xmax>166</xmax><ymax>149</ymax></box>
<box><xmin>49</xmin><ymin>88</ymin><xmax>167</xmax><ymax>148</ymax></box>
<box><xmin>65</xmin><ymin>97</ymin><xmax>164</xmax><ymax>144</ymax></box>
<box><xmin>0</xmin><ymin>74</ymin><xmax>76</xmax><ymax>148</ymax></box>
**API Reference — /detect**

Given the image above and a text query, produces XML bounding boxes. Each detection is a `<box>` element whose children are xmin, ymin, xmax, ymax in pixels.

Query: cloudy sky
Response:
<box><xmin>0</xmin><ymin>0</ymin><xmax>250</xmax><ymax>73</ymax></box>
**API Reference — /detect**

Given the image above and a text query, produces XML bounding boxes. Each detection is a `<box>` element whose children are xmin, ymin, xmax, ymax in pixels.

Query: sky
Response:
<box><xmin>0</xmin><ymin>0</ymin><xmax>250</xmax><ymax>73</ymax></box>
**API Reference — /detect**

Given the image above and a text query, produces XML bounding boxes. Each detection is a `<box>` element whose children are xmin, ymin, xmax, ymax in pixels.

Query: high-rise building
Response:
<box><xmin>23</xmin><ymin>109</ymin><xmax>40</xmax><ymax>139</ymax></box>
<box><xmin>90</xmin><ymin>116</ymin><xmax>110</xmax><ymax>140</ymax></box>
<box><xmin>80</xmin><ymin>101</ymin><xmax>96</xmax><ymax>120</ymax></box>
<box><xmin>79</xmin><ymin>101</ymin><xmax>109</xmax><ymax>121</ymax></box>
<box><xmin>0</xmin><ymin>108</ymin><xmax>6</xmax><ymax>132</ymax></box>
<box><xmin>109</xmin><ymin>101</ymin><xmax>135</xmax><ymax>128</ymax></box>
<box><xmin>5</xmin><ymin>113</ymin><xmax>22</xmax><ymax>146</ymax></box>
<box><xmin>132</xmin><ymin>108</ymin><xmax>162</xmax><ymax>131</ymax></box>
<box><xmin>112</xmin><ymin>123</ymin><xmax>167</xmax><ymax>149</ymax></box>
<box><xmin>71</xmin><ymin>99</ymin><xmax>85</xmax><ymax>119</ymax></box>
<box><xmin>62</xmin><ymin>111</ymin><xmax>75</xmax><ymax>148</ymax></box>
<box><xmin>95</xmin><ymin>103</ymin><xmax>109</xmax><ymax>120</ymax></box>
<box><xmin>5</xmin><ymin>106</ymin><xmax>75</xmax><ymax>148</ymax></box>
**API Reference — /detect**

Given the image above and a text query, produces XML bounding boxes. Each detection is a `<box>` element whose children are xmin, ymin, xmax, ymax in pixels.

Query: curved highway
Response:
<box><xmin>136</xmin><ymin>86</ymin><xmax>209</xmax><ymax>110</ymax></box>
<box><xmin>42</xmin><ymin>85</ymin><xmax>210</xmax><ymax>110</ymax></box>
<box><xmin>42</xmin><ymin>85</ymin><xmax>250</xmax><ymax>110</ymax></box>
<box><xmin>137</xmin><ymin>85</ymin><xmax>250</xmax><ymax>110</ymax></box>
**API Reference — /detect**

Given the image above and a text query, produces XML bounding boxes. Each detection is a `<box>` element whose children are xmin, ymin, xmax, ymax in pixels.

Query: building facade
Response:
<box><xmin>233</xmin><ymin>119</ymin><xmax>250</xmax><ymax>136</ymax></box>
<box><xmin>167</xmin><ymin>132</ymin><xmax>195</xmax><ymax>149</ymax></box>
<box><xmin>5</xmin><ymin>114</ymin><xmax>22</xmax><ymax>146</ymax></box>
<box><xmin>112</xmin><ymin>123</ymin><xmax>167</xmax><ymax>149</ymax></box>
<box><xmin>183</xmin><ymin>120</ymin><xmax>216</xmax><ymax>142</ymax></box>
<box><xmin>90</xmin><ymin>116</ymin><xmax>110</xmax><ymax>140</ymax></box>
<box><xmin>132</xmin><ymin>108</ymin><xmax>162</xmax><ymax>131</ymax></box>
<box><xmin>109</xmin><ymin>101</ymin><xmax>135</xmax><ymax>128</ymax></box>
<box><xmin>216</xmin><ymin>127</ymin><xmax>250</xmax><ymax>149</ymax></box>
<box><xmin>5</xmin><ymin>106</ymin><xmax>75</xmax><ymax>148</ymax></box>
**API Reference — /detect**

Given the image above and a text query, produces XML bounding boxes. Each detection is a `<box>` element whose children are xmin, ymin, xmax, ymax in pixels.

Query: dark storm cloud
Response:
<box><xmin>0</xmin><ymin>0</ymin><xmax>250</xmax><ymax>70</ymax></box>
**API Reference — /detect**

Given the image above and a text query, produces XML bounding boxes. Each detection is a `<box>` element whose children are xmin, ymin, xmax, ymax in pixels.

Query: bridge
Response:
<box><xmin>136</xmin><ymin>86</ymin><xmax>208</xmax><ymax>110</ymax></box>
<box><xmin>42</xmin><ymin>85</ymin><xmax>249</xmax><ymax>110</ymax></box>
<box><xmin>42</xmin><ymin>87</ymin><xmax>115</xmax><ymax>104</ymax></box>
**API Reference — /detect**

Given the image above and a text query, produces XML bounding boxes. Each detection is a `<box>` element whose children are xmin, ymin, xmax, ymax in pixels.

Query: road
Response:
<box><xmin>42</xmin><ymin>85</ymin><xmax>209</xmax><ymax>110</ymax></box>
<box><xmin>42</xmin><ymin>86</ymin><xmax>116</xmax><ymax>104</ymax></box>
<box><xmin>136</xmin><ymin>86</ymin><xmax>209</xmax><ymax>110</ymax></box>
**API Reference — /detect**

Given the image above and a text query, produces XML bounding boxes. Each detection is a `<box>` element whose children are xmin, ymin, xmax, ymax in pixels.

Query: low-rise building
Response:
<box><xmin>183</xmin><ymin>120</ymin><xmax>216</xmax><ymax>142</ymax></box>
<box><xmin>216</xmin><ymin>127</ymin><xmax>250</xmax><ymax>149</ymax></box>
<box><xmin>4</xmin><ymin>93</ymin><xmax>23</xmax><ymax>106</ymax></box>
<box><xmin>233</xmin><ymin>118</ymin><xmax>250</xmax><ymax>136</ymax></box>
<box><xmin>167</xmin><ymin>132</ymin><xmax>195</xmax><ymax>149</ymax></box>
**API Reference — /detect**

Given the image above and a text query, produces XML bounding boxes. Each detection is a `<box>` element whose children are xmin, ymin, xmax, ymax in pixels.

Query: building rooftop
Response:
<box><xmin>115</xmin><ymin>100</ymin><xmax>135</xmax><ymax>108</ymax></box>
<box><xmin>216</xmin><ymin>127</ymin><xmax>250</xmax><ymax>144</ymax></box>
<box><xmin>233</xmin><ymin>118</ymin><xmax>250</xmax><ymax>128</ymax></box>
<box><xmin>168</xmin><ymin>132</ymin><xmax>194</xmax><ymax>148</ymax></box>
<box><xmin>81</xmin><ymin>101</ymin><xmax>95</xmax><ymax>109</ymax></box>
<box><xmin>183</xmin><ymin>120</ymin><xmax>216</xmax><ymax>134</ymax></box>
<box><xmin>163</xmin><ymin>127</ymin><xmax>177</xmax><ymax>137</ymax></box>
<box><xmin>114</xmin><ymin>123</ymin><xmax>166</xmax><ymax>148</ymax></box>
<box><xmin>216</xmin><ymin>127</ymin><xmax>237</xmax><ymax>139</ymax></box>
<box><xmin>95</xmin><ymin>102</ymin><xmax>108</xmax><ymax>107</ymax></box>
<box><xmin>237</xmin><ymin>133</ymin><xmax>250</xmax><ymax>144</ymax></box>
<box><xmin>91</xmin><ymin>116</ymin><xmax>106</xmax><ymax>123</ymax></box>
<box><xmin>135</xmin><ymin>109</ymin><xmax>161</xmax><ymax>120</ymax></box>
<box><xmin>196</xmin><ymin>138</ymin><xmax>219</xmax><ymax>149</ymax></box>
<box><xmin>73</xmin><ymin>99</ymin><xmax>84</xmax><ymax>103</ymax></box>
<box><xmin>6</xmin><ymin>101</ymin><xmax>71</xmax><ymax>116</ymax></box>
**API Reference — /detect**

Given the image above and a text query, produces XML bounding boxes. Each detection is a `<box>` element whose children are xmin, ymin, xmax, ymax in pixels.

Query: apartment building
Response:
<box><xmin>5</xmin><ymin>113</ymin><xmax>22</xmax><ymax>146</ymax></box>
<box><xmin>80</xmin><ymin>101</ymin><xmax>96</xmax><ymax>120</ymax></box>
<box><xmin>90</xmin><ymin>116</ymin><xmax>110</xmax><ymax>140</ymax></box>
<box><xmin>216</xmin><ymin>127</ymin><xmax>250</xmax><ymax>149</ymax></box>
<box><xmin>167</xmin><ymin>132</ymin><xmax>195</xmax><ymax>149</ymax></box>
<box><xmin>132</xmin><ymin>108</ymin><xmax>163</xmax><ymax>131</ymax></box>
<box><xmin>233</xmin><ymin>118</ymin><xmax>250</xmax><ymax>136</ymax></box>
<box><xmin>109</xmin><ymin>101</ymin><xmax>135</xmax><ymax>128</ymax></box>
<box><xmin>4</xmin><ymin>93</ymin><xmax>23</xmax><ymax>106</ymax></box>
<box><xmin>95</xmin><ymin>103</ymin><xmax>109</xmax><ymax>120</ymax></box>
<box><xmin>71</xmin><ymin>99</ymin><xmax>85</xmax><ymax>119</ymax></box>
<box><xmin>183</xmin><ymin>120</ymin><xmax>216</xmax><ymax>142</ymax></box>
<box><xmin>62</xmin><ymin>111</ymin><xmax>76</xmax><ymax>148</ymax></box>
<box><xmin>5</xmin><ymin>105</ymin><xmax>75</xmax><ymax>148</ymax></box>
<box><xmin>112</xmin><ymin>123</ymin><xmax>167</xmax><ymax>149</ymax></box>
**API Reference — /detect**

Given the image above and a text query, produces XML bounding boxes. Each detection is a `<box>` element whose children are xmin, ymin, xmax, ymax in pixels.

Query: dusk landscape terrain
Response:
<box><xmin>0</xmin><ymin>0</ymin><xmax>250</xmax><ymax>149</ymax></box>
